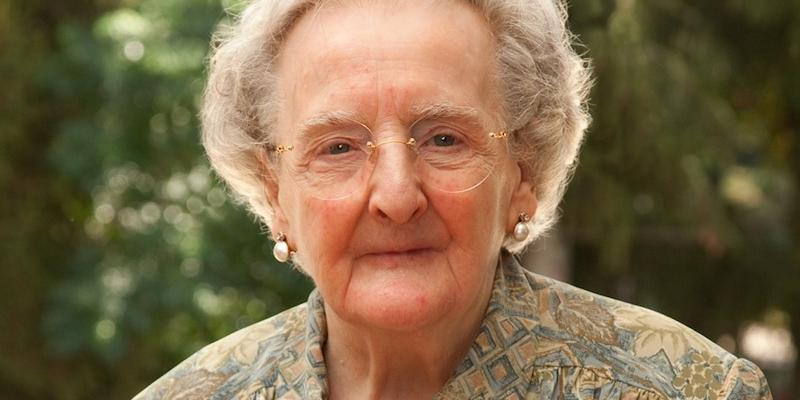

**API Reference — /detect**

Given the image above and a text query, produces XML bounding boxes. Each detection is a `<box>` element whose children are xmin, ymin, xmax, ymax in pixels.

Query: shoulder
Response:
<box><xmin>522</xmin><ymin>268</ymin><xmax>726</xmax><ymax>364</ymax></box>
<box><xmin>503</xmin><ymin>257</ymin><xmax>772</xmax><ymax>398</ymax></box>
<box><xmin>132</xmin><ymin>302</ymin><xmax>309</xmax><ymax>400</ymax></box>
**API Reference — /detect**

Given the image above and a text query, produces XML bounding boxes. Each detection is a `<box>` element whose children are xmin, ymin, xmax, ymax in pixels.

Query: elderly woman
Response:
<box><xmin>135</xmin><ymin>0</ymin><xmax>772</xmax><ymax>399</ymax></box>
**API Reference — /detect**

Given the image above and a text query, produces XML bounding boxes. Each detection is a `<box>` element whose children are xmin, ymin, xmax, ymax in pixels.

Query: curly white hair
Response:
<box><xmin>201</xmin><ymin>0</ymin><xmax>592</xmax><ymax>253</ymax></box>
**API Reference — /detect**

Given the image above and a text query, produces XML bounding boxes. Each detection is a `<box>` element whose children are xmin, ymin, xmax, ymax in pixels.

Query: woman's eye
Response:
<box><xmin>328</xmin><ymin>143</ymin><xmax>351</xmax><ymax>154</ymax></box>
<box><xmin>432</xmin><ymin>134</ymin><xmax>456</xmax><ymax>147</ymax></box>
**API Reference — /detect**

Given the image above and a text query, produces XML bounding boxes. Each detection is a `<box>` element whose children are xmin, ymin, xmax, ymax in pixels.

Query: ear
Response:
<box><xmin>506</xmin><ymin>162</ymin><xmax>538</xmax><ymax>233</ymax></box>
<box><xmin>255</xmin><ymin>148</ymin><xmax>290</xmax><ymax>239</ymax></box>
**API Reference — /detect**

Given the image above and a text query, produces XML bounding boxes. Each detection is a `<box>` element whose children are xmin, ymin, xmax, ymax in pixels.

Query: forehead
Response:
<box><xmin>275</xmin><ymin>0</ymin><xmax>500</xmax><ymax>137</ymax></box>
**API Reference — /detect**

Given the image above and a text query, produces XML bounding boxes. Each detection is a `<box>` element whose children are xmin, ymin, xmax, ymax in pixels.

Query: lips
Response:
<box><xmin>358</xmin><ymin>246</ymin><xmax>438</xmax><ymax>267</ymax></box>
<box><xmin>356</xmin><ymin>238</ymin><xmax>440</xmax><ymax>255</ymax></box>
<box><xmin>351</xmin><ymin>227</ymin><xmax>448</xmax><ymax>264</ymax></box>
<box><xmin>366</xmin><ymin>247</ymin><xmax>432</xmax><ymax>257</ymax></box>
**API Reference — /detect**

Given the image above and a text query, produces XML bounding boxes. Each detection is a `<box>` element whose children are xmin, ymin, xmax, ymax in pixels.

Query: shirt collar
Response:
<box><xmin>435</xmin><ymin>252</ymin><xmax>540</xmax><ymax>398</ymax></box>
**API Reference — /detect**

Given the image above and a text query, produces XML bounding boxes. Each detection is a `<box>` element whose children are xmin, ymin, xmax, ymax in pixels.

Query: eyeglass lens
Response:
<box><xmin>280</xmin><ymin>119</ymin><xmax>504</xmax><ymax>200</ymax></box>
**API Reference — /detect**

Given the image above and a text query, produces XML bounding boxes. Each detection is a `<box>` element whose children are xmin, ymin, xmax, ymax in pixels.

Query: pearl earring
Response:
<box><xmin>273</xmin><ymin>232</ymin><xmax>291</xmax><ymax>262</ymax></box>
<box><xmin>513</xmin><ymin>212</ymin><xmax>531</xmax><ymax>241</ymax></box>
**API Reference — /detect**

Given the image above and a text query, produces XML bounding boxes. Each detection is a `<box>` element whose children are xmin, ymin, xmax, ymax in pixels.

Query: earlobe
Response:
<box><xmin>255</xmin><ymin>148</ymin><xmax>290</xmax><ymax>234</ymax></box>
<box><xmin>506</xmin><ymin>165</ymin><xmax>538</xmax><ymax>233</ymax></box>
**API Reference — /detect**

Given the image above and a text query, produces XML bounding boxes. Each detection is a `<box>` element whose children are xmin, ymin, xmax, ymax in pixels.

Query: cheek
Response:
<box><xmin>435</xmin><ymin>191</ymin><xmax>504</xmax><ymax>250</ymax></box>
<box><xmin>292</xmin><ymin>197</ymin><xmax>363</xmax><ymax>275</ymax></box>
<box><xmin>476</xmin><ymin>195</ymin><xmax>505</xmax><ymax>232</ymax></box>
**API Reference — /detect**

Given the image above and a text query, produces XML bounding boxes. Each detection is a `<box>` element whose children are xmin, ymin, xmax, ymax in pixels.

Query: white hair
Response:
<box><xmin>201</xmin><ymin>0</ymin><xmax>592</xmax><ymax>253</ymax></box>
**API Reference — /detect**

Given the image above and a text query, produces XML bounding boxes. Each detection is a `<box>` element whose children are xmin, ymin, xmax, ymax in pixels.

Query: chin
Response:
<box><xmin>344</xmin><ymin>279</ymin><xmax>456</xmax><ymax>333</ymax></box>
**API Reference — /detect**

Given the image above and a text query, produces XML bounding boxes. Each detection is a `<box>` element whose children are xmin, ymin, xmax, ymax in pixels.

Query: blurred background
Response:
<box><xmin>0</xmin><ymin>0</ymin><xmax>798</xmax><ymax>398</ymax></box>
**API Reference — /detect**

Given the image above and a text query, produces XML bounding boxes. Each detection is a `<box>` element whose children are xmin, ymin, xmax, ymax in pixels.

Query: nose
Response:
<box><xmin>366</xmin><ymin>141</ymin><xmax>428</xmax><ymax>224</ymax></box>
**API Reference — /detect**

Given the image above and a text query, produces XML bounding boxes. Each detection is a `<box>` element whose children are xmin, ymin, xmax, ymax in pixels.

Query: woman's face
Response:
<box><xmin>269</xmin><ymin>1</ymin><xmax>536</xmax><ymax>332</ymax></box>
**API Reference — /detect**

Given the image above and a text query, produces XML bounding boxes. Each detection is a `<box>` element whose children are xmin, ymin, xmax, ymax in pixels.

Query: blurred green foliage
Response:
<box><xmin>0</xmin><ymin>0</ymin><xmax>798</xmax><ymax>398</ymax></box>
<box><xmin>563</xmin><ymin>3</ymin><xmax>800</xmax><ymax>396</ymax></box>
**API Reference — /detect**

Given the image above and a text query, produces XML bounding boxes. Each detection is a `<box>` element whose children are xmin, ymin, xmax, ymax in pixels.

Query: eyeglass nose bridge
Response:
<box><xmin>366</xmin><ymin>137</ymin><xmax>418</xmax><ymax>152</ymax></box>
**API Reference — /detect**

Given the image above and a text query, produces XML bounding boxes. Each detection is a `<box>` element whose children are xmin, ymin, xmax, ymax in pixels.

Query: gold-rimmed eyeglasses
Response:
<box><xmin>269</xmin><ymin>118</ymin><xmax>509</xmax><ymax>200</ymax></box>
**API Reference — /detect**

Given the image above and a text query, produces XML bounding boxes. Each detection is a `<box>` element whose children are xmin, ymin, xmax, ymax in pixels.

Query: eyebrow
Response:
<box><xmin>296</xmin><ymin>110</ymin><xmax>365</xmax><ymax>141</ymax></box>
<box><xmin>409</xmin><ymin>103</ymin><xmax>482</xmax><ymax>125</ymax></box>
<box><xmin>294</xmin><ymin>103</ymin><xmax>488</xmax><ymax>140</ymax></box>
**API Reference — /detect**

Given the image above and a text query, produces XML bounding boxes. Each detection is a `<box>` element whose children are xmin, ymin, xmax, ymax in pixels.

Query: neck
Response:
<box><xmin>323</xmin><ymin>284</ymin><xmax>493</xmax><ymax>400</ymax></box>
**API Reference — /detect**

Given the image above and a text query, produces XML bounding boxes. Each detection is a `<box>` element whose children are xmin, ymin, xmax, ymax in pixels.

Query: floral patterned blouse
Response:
<box><xmin>134</xmin><ymin>253</ymin><xmax>772</xmax><ymax>399</ymax></box>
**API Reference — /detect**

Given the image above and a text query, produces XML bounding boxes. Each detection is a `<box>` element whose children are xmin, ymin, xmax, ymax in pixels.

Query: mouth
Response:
<box><xmin>359</xmin><ymin>247</ymin><xmax>437</xmax><ymax>267</ymax></box>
